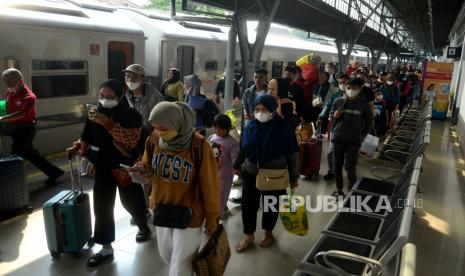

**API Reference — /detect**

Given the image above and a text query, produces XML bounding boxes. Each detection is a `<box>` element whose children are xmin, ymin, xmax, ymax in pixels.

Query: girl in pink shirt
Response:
<box><xmin>208</xmin><ymin>114</ymin><xmax>239</xmax><ymax>219</ymax></box>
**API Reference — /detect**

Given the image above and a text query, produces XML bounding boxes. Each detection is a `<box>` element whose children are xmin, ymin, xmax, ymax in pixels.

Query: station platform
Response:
<box><xmin>0</xmin><ymin>120</ymin><xmax>464</xmax><ymax>276</ymax></box>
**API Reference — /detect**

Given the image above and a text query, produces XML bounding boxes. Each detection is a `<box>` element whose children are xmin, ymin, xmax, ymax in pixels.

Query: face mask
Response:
<box><xmin>364</xmin><ymin>83</ymin><xmax>371</xmax><ymax>87</ymax></box>
<box><xmin>98</xmin><ymin>98</ymin><xmax>118</xmax><ymax>109</ymax></box>
<box><xmin>346</xmin><ymin>89</ymin><xmax>359</xmax><ymax>98</ymax></box>
<box><xmin>156</xmin><ymin>129</ymin><xmax>178</xmax><ymax>141</ymax></box>
<box><xmin>126</xmin><ymin>81</ymin><xmax>141</xmax><ymax>90</ymax></box>
<box><xmin>338</xmin><ymin>84</ymin><xmax>346</xmax><ymax>91</ymax></box>
<box><xmin>376</xmin><ymin>95</ymin><xmax>383</xmax><ymax>100</ymax></box>
<box><xmin>254</xmin><ymin>111</ymin><xmax>272</xmax><ymax>123</ymax></box>
<box><xmin>386</xmin><ymin>81</ymin><xmax>394</xmax><ymax>85</ymax></box>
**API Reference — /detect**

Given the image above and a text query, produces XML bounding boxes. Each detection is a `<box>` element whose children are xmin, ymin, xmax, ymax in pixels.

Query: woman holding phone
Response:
<box><xmin>129</xmin><ymin>101</ymin><xmax>220</xmax><ymax>276</ymax></box>
<box><xmin>68</xmin><ymin>79</ymin><xmax>151</xmax><ymax>267</ymax></box>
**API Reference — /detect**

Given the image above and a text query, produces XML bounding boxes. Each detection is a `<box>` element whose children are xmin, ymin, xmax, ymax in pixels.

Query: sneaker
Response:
<box><xmin>44</xmin><ymin>170</ymin><xmax>65</xmax><ymax>186</ymax></box>
<box><xmin>323</xmin><ymin>173</ymin><xmax>334</xmax><ymax>181</ymax></box>
<box><xmin>135</xmin><ymin>229</ymin><xmax>152</xmax><ymax>242</ymax></box>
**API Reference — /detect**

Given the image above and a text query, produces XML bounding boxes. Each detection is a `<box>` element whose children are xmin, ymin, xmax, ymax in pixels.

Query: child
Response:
<box><xmin>208</xmin><ymin>114</ymin><xmax>239</xmax><ymax>219</ymax></box>
<box><xmin>373</xmin><ymin>90</ymin><xmax>389</xmax><ymax>137</ymax></box>
<box><xmin>330</xmin><ymin>77</ymin><xmax>372</xmax><ymax>198</ymax></box>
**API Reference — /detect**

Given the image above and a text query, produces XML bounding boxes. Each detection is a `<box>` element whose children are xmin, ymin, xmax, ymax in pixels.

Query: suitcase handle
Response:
<box><xmin>68</xmin><ymin>153</ymin><xmax>83</xmax><ymax>202</ymax></box>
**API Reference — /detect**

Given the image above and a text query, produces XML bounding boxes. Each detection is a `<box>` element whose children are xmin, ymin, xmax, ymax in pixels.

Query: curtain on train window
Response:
<box><xmin>31</xmin><ymin>60</ymin><xmax>88</xmax><ymax>99</ymax></box>
<box><xmin>176</xmin><ymin>45</ymin><xmax>195</xmax><ymax>78</ymax></box>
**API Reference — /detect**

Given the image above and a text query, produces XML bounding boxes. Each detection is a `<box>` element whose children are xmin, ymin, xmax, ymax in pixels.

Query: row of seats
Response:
<box><xmin>292</xmin><ymin>102</ymin><xmax>432</xmax><ymax>276</ymax></box>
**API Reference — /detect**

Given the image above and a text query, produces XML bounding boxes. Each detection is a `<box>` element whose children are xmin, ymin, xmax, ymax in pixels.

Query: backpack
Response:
<box><xmin>198</xmin><ymin>99</ymin><xmax>219</xmax><ymax>128</ymax></box>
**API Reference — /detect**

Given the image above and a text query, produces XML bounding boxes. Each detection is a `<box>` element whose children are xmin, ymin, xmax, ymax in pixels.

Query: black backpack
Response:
<box><xmin>198</xmin><ymin>99</ymin><xmax>219</xmax><ymax>128</ymax></box>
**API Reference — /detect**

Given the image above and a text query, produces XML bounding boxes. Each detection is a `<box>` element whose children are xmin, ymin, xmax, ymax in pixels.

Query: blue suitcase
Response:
<box><xmin>43</xmin><ymin>155</ymin><xmax>92</xmax><ymax>258</ymax></box>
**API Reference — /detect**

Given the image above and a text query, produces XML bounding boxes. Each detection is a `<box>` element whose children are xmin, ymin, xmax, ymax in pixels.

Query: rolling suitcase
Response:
<box><xmin>43</xmin><ymin>154</ymin><xmax>92</xmax><ymax>258</ymax></box>
<box><xmin>298</xmin><ymin>126</ymin><xmax>322</xmax><ymax>179</ymax></box>
<box><xmin>0</xmin><ymin>155</ymin><xmax>32</xmax><ymax>218</ymax></box>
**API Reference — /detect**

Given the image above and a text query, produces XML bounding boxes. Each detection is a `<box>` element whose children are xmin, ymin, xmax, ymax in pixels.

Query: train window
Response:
<box><xmin>272</xmin><ymin>61</ymin><xmax>283</xmax><ymax>78</ymax></box>
<box><xmin>205</xmin><ymin>60</ymin><xmax>218</xmax><ymax>71</ymax></box>
<box><xmin>287</xmin><ymin>61</ymin><xmax>296</xmax><ymax>67</ymax></box>
<box><xmin>31</xmin><ymin>60</ymin><xmax>88</xmax><ymax>99</ymax></box>
<box><xmin>32</xmin><ymin>60</ymin><xmax>85</xmax><ymax>70</ymax></box>
<box><xmin>176</xmin><ymin>46</ymin><xmax>195</xmax><ymax>78</ymax></box>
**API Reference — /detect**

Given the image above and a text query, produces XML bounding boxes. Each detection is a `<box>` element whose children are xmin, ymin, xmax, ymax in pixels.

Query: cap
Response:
<box><xmin>123</xmin><ymin>64</ymin><xmax>146</xmax><ymax>76</ymax></box>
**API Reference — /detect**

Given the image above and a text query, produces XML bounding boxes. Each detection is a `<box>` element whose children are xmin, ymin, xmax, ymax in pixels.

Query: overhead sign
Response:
<box><xmin>447</xmin><ymin>47</ymin><xmax>462</xmax><ymax>59</ymax></box>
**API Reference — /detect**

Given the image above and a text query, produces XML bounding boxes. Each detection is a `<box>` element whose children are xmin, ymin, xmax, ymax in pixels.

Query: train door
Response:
<box><xmin>108</xmin><ymin>41</ymin><xmax>134</xmax><ymax>85</ymax></box>
<box><xmin>176</xmin><ymin>45</ymin><xmax>194</xmax><ymax>78</ymax></box>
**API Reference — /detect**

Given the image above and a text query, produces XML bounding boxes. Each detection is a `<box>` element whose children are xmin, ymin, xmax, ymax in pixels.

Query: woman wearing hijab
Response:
<box><xmin>185</xmin><ymin>74</ymin><xmax>219</xmax><ymax>136</ymax></box>
<box><xmin>131</xmin><ymin>101</ymin><xmax>220</xmax><ymax>276</ymax></box>
<box><xmin>161</xmin><ymin>68</ymin><xmax>184</xmax><ymax>102</ymax></box>
<box><xmin>68</xmin><ymin>79</ymin><xmax>152</xmax><ymax>267</ymax></box>
<box><xmin>233</xmin><ymin>94</ymin><xmax>299</xmax><ymax>252</ymax></box>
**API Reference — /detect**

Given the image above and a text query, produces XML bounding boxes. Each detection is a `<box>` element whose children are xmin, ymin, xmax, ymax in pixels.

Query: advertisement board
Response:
<box><xmin>422</xmin><ymin>62</ymin><xmax>454</xmax><ymax>119</ymax></box>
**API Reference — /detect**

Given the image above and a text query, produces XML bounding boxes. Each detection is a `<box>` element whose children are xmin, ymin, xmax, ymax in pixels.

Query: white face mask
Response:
<box><xmin>98</xmin><ymin>98</ymin><xmax>118</xmax><ymax>109</ymax></box>
<box><xmin>338</xmin><ymin>84</ymin><xmax>346</xmax><ymax>91</ymax></box>
<box><xmin>346</xmin><ymin>89</ymin><xmax>359</xmax><ymax>98</ymax></box>
<box><xmin>364</xmin><ymin>83</ymin><xmax>371</xmax><ymax>87</ymax></box>
<box><xmin>386</xmin><ymin>81</ymin><xmax>394</xmax><ymax>85</ymax></box>
<box><xmin>254</xmin><ymin>111</ymin><xmax>272</xmax><ymax>123</ymax></box>
<box><xmin>126</xmin><ymin>81</ymin><xmax>141</xmax><ymax>90</ymax></box>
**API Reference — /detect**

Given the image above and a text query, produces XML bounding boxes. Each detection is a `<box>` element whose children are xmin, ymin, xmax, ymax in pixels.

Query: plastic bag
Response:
<box><xmin>280</xmin><ymin>190</ymin><xmax>309</xmax><ymax>236</ymax></box>
<box><xmin>359</xmin><ymin>134</ymin><xmax>379</xmax><ymax>157</ymax></box>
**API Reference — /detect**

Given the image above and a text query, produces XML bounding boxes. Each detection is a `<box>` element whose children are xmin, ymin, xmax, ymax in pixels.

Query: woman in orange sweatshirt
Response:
<box><xmin>132</xmin><ymin>101</ymin><xmax>220</xmax><ymax>276</ymax></box>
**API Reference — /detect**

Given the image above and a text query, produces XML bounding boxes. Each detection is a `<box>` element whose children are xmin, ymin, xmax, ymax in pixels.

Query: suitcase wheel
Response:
<box><xmin>50</xmin><ymin>250</ymin><xmax>60</xmax><ymax>259</ymax></box>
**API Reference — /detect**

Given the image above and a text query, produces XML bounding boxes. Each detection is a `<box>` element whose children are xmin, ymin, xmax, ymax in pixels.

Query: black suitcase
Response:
<box><xmin>0</xmin><ymin>155</ymin><xmax>32</xmax><ymax>218</ymax></box>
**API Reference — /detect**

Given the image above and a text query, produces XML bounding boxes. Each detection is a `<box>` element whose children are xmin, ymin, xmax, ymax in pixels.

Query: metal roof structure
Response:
<box><xmin>385</xmin><ymin>0</ymin><xmax>463</xmax><ymax>54</ymax></box>
<box><xmin>192</xmin><ymin>0</ymin><xmax>463</xmax><ymax>56</ymax></box>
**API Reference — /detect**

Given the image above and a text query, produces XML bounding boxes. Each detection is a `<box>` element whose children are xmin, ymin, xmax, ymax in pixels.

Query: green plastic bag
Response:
<box><xmin>0</xmin><ymin>100</ymin><xmax>6</xmax><ymax>116</ymax></box>
<box><xmin>280</xmin><ymin>189</ymin><xmax>309</xmax><ymax>236</ymax></box>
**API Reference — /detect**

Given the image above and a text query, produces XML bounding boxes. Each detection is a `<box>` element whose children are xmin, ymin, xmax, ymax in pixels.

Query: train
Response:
<box><xmin>0</xmin><ymin>0</ymin><xmax>373</xmax><ymax>155</ymax></box>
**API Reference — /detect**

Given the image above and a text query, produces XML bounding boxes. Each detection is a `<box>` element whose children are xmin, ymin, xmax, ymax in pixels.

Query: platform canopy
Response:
<box><xmin>192</xmin><ymin>0</ymin><xmax>463</xmax><ymax>55</ymax></box>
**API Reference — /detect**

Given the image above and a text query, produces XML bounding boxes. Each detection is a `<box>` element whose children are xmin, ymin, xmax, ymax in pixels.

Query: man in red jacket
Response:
<box><xmin>0</xmin><ymin>68</ymin><xmax>64</xmax><ymax>186</ymax></box>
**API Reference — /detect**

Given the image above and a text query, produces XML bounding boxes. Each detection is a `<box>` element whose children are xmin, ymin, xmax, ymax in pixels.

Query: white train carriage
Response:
<box><xmin>117</xmin><ymin>7</ymin><xmax>370</xmax><ymax>95</ymax></box>
<box><xmin>0</xmin><ymin>0</ymin><xmax>145</xmax><ymax>155</ymax></box>
<box><xmin>0</xmin><ymin>0</ymin><xmax>370</xmax><ymax>156</ymax></box>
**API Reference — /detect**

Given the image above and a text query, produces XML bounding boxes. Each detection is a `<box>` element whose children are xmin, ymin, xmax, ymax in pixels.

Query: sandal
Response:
<box><xmin>259</xmin><ymin>233</ymin><xmax>275</xmax><ymax>248</ymax></box>
<box><xmin>235</xmin><ymin>238</ymin><xmax>254</xmax><ymax>253</ymax></box>
<box><xmin>87</xmin><ymin>252</ymin><xmax>113</xmax><ymax>267</ymax></box>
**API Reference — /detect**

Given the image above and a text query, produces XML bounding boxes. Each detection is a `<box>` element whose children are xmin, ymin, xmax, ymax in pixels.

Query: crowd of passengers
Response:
<box><xmin>0</xmin><ymin>60</ymin><xmax>421</xmax><ymax>275</ymax></box>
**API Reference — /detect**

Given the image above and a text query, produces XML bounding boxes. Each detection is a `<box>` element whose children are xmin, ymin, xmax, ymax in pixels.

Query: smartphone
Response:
<box><xmin>85</xmin><ymin>104</ymin><xmax>97</xmax><ymax>118</ymax></box>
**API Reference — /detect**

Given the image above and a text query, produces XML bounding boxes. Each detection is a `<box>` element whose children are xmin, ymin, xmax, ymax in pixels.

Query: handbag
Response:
<box><xmin>256</xmin><ymin>168</ymin><xmax>290</xmax><ymax>191</ymax></box>
<box><xmin>192</xmin><ymin>224</ymin><xmax>231</xmax><ymax>276</ymax></box>
<box><xmin>153</xmin><ymin>204</ymin><xmax>192</xmax><ymax>229</ymax></box>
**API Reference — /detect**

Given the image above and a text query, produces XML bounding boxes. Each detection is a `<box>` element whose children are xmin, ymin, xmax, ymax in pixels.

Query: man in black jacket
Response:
<box><xmin>330</xmin><ymin>77</ymin><xmax>372</xmax><ymax>198</ymax></box>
